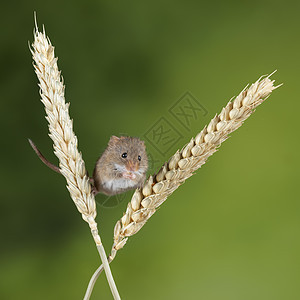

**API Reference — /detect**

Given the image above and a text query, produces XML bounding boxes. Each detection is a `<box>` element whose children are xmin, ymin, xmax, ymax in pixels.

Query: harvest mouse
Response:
<box><xmin>93</xmin><ymin>136</ymin><xmax>148</xmax><ymax>195</ymax></box>
<box><xmin>28</xmin><ymin>136</ymin><xmax>148</xmax><ymax>196</ymax></box>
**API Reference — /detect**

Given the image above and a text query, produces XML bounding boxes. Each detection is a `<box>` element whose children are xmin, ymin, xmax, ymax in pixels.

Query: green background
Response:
<box><xmin>1</xmin><ymin>1</ymin><xmax>299</xmax><ymax>299</ymax></box>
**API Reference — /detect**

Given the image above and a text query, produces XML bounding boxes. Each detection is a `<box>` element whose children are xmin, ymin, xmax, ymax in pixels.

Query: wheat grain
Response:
<box><xmin>31</xmin><ymin>18</ymin><xmax>120</xmax><ymax>299</ymax></box>
<box><xmin>110</xmin><ymin>73</ymin><xmax>279</xmax><ymax>260</ymax></box>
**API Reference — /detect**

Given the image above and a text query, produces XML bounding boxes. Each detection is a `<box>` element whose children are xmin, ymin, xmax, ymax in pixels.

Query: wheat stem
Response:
<box><xmin>84</xmin><ymin>260</ymin><xmax>111</xmax><ymax>300</ymax></box>
<box><xmin>85</xmin><ymin>72</ymin><xmax>279</xmax><ymax>295</ymax></box>
<box><xmin>31</xmin><ymin>17</ymin><xmax>120</xmax><ymax>300</ymax></box>
<box><xmin>96</xmin><ymin>245</ymin><xmax>120</xmax><ymax>300</ymax></box>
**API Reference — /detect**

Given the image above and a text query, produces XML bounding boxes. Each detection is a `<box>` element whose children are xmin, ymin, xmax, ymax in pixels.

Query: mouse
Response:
<box><xmin>93</xmin><ymin>136</ymin><xmax>148</xmax><ymax>195</ymax></box>
<box><xmin>28</xmin><ymin>135</ymin><xmax>148</xmax><ymax>196</ymax></box>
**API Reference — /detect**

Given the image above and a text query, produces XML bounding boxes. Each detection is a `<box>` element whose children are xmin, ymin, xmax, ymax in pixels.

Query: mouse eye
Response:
<box><xmin>138</xmin><ymin>155</ymin><xmax>141</xmax><ymax>161</ymax></box>
<box><xmin>121</xmin><ymin>152</ymin><xmax>127</xmax><ymax>158</ymax></box>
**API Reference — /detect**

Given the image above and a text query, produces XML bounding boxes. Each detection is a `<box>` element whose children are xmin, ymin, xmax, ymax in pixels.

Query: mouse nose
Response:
<box><xmin>126</xmin><ymin>161</ymin><xmax>138</xmax><ymax>172</ymax></box>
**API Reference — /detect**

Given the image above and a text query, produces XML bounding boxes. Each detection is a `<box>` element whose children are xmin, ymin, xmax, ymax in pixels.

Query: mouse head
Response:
<box><xmin>108</xmin><ymin>136</ymin><xmax>148</xmax><ymax>180</ymax></box>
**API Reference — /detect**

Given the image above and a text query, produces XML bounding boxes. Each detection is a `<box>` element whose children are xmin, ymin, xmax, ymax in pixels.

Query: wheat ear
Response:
<box><xmin>112</xmin><ymin>73</ymin><xmax>278</xmax><ymax>255</ymax></box>
<box><xmin>30</xmin><ymin>19</ymin><xmax>120</xmax><ymax>300</ymax></box>
<box><xmin>85</xmin><ymin>73</ymin><xmax>279</xmax><ymax>297</ymax></box>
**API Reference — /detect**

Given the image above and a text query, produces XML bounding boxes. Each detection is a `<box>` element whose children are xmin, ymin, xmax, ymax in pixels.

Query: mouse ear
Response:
<box><xmin>108</xmin><ymin>135</ymin><xmax>120</xmax><ymax>145</ymax></box>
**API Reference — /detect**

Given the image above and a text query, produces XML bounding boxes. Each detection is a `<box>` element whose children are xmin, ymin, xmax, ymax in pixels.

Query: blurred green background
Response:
<box><xmin>1</xmin><ymin>1</ymin><xmax>299</xmax><ymax>299</ymax></box>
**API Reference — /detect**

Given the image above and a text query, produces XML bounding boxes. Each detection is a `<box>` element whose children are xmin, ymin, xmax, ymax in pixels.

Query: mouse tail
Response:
<box><xmin>28</xmin><ymin>138</ymin><xmax>61</xmax><ymax>174</ymax></box>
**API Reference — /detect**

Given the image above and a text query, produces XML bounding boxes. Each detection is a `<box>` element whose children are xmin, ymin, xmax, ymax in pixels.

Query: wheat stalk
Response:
<box><xmin>85</xmin><ymin>72</ymin><xmax>279</xmax><ymax>297</ymax></box>
<box><xmin>30</xmin><ymin>18</ymin><xmax>120</xmax><ymax>300</ymax></box>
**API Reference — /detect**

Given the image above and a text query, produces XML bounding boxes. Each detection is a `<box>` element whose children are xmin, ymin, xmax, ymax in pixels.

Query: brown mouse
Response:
<box><xmin>93</xmin><ymin>136</ymin><xmax>148</xmax><ymax>195</ymax></box>
<box><xmin>28</xmin><ymin>136</ymin><xmax>148</xmax><ymax>196</ymax></box>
